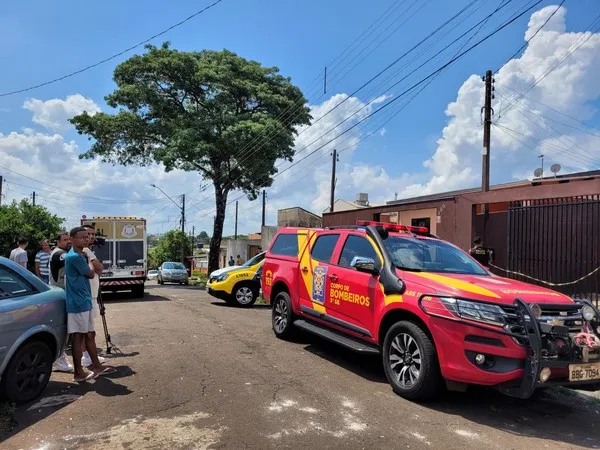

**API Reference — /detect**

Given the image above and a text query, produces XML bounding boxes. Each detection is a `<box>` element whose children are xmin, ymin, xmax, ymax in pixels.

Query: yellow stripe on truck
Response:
<box><xmin>412</xmin><ymin>272</ymin><xmax>501</xmax><ymax>298</ymax></box>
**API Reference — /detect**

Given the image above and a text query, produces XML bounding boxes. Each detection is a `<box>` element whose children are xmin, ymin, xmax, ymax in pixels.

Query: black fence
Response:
<box><xmin>506</xmin><ymin>196</ymin><xmax>600</xmax><ymax>301</ymax></box>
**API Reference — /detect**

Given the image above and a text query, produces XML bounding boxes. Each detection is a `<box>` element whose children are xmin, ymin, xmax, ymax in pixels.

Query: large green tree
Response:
<box><xmin>148</xmin><ymin>230</ymin><xmax>192</xmax><ymax>269</ymax></box>
<box><xmin>0</xmin><ymin>200</ymin><xmax>64</xmax><ymax>270</ymax></box>
<box><xmin>71</xmin><ymin>43</ymin><xmax>311</xmax><ymax>273</ymax></box>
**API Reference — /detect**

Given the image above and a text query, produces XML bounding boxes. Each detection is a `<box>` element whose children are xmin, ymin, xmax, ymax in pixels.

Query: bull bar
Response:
<box><xmin>418</xmin><ymin>295</ymin><xmax>600</xmax><ymax>399</ymax></box>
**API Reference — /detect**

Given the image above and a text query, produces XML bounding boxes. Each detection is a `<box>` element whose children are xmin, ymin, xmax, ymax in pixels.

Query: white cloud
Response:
<box><xmin>23</xmin><ymin>94</ymin><xmax>101</xmax><ymax>132</ymax></box>
<box><xmin>7</xmin><ymin>7</ymin><xmax>599</xmax><ymax>240</ymax></box>
<box><xmin>2</xmin><ymin>95</ymin><xmax>202</xmax><ymax>233</ymax></box>
<box><xmin>402</xmin><ymin>5</ymin><xmax>600</xmax><ymax>196</ymax></box>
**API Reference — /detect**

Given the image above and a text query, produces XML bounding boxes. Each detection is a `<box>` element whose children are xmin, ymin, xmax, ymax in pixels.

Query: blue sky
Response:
<box><xmin>1</xmin><ymin>0</ymin><xmax>599</xmax><ymax>236</ymax></box>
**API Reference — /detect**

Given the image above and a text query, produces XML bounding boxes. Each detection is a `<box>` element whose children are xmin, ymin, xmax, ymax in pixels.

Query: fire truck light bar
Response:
<box><xmin>356</xmin><ymin>220</ymin><xmax>429</xmax><ymax>234</ymax></box>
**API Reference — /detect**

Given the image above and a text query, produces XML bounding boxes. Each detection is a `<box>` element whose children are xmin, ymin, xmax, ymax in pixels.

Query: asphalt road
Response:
<box><xmin>2</xmin><ymin>284</ymin><xmax>600</xmax><ymax>449</ymax></box>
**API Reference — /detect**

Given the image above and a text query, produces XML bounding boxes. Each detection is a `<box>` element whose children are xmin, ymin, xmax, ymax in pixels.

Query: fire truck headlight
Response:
<box><xmin>582</xmin><ymin>305</ymin><xmax>595</xmax><ymax>322</ymax></box>
<box><xmin>431</xmin><ymin>297</ymin><xmax>507</xmax><ymax>327</ymax></box>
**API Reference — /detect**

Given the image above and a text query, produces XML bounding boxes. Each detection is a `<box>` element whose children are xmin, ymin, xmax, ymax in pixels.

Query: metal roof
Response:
<box><xmin>385</xmin><ymin>170</ymin><xmax>600</xmax><ymax>206</ymax></box>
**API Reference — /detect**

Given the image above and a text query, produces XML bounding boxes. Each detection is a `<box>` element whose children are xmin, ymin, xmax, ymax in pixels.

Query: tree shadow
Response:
<box><xmin>298</xmin><ymin>334</ymin><xmax>600</xmax><ymax>448</ymax></box>
<box><xmin>1</xmin><ymin>365</ymin><xmax>135</xmax><ymax>441</ymax></box>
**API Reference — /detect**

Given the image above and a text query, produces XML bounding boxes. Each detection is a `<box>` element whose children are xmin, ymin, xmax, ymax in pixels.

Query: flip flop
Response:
<box><xmin>92</xmin><ymin>366</ymin><xmax>117</xmax><ymax>378</ymax></box>
<box><xmin>74</xmin><ymin>372</ymin><xmax>95</xmax><ymax>382</ymax></box>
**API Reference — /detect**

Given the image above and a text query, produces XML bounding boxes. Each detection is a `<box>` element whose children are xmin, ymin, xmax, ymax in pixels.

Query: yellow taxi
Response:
<box><xmin>207</xmin><ymin>252</ymin><xmax>265</xmax><ymax>307</ymax></box>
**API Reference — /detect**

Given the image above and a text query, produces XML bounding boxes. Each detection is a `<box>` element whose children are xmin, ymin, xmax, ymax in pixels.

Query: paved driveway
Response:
<box><xmin>2</xmin><ymin>284</ymin><xmax>600</xmax><ymax>449</ymax></box>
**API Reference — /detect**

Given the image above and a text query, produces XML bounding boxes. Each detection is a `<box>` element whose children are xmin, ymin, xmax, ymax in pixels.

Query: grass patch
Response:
<box><xmin>256</xmin><ymin>296</ymin><xmax>268</xmax><ymax>305</ymax></box>
<box><xmin>0</xmin><ymin>402</ymin><xmax>16</xmax><ymax>433</ymax></box>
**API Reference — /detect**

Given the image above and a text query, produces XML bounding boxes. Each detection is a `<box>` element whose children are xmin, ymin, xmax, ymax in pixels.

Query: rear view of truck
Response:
<box><xmin>81</xmin><ymin>216</ymin><xmax>147</xmax><ymax>296</ymax></box>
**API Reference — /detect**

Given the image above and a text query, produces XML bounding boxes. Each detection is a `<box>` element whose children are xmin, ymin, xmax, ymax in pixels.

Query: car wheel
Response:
<box><xmin>0</xmin><ymin>340</ymin><xmax>53</xmax><ymax>403</ymax></box>
<box><xmin>272</xmin><ymin>291</ymin><xmax>296</xmax><ymax>339</ymax></box>
<box><xmin>382</xmin><ymin>321</ymin><xmax>443</xmax><ymax>401</ymax></box>
<box><xmin>232</xmin><ymin>283</ymin><xmax>257</xmax><ymax>308</ymax></box>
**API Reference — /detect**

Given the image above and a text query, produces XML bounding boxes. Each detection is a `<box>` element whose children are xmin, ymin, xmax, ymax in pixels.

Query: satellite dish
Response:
<box><xmin>551</xmin><ymin>163</ymin><xmax>561</xmax><ymax>174</ymax></box>
<box><xmin>534</xmin><ymin>168</ymin><xmax>543</xmax><ymax>178</ymax></box>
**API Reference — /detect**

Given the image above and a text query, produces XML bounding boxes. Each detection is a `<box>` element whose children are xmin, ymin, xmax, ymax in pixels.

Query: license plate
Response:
<box><xmin>569</xmin><ymin>363</ymin><xmax>600</xmax><ymax>382</ymax></box>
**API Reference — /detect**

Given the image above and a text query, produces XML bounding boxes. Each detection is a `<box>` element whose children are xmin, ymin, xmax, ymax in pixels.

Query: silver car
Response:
<box><xmin>158</xmin><ymin>262</ymin><xmax>189</xmax><ymax>285</ymax></box>
<box><xmin>0</xmin><ymin>257</ymin><xmax>67</xmax><ymax>403</ymax></box>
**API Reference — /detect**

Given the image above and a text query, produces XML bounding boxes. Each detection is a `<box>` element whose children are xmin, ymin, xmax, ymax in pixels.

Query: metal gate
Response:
<box><xmin>507</xmin><ymin>196</ymin><xmax>600</xmax><ymax>301</ymax></box>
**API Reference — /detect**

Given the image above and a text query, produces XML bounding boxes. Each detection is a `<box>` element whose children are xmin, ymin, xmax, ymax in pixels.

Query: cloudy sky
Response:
<box><xmin>1</xmin><ymin>0</ymin><xmax>599</xmax><ymax>236</ymax></box>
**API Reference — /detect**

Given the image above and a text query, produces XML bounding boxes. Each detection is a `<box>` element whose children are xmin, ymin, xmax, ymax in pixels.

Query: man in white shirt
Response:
<box><xmin>9</xmin><ymin>238</ymin><xmax>28</xmax><ymax>267</ymax></box>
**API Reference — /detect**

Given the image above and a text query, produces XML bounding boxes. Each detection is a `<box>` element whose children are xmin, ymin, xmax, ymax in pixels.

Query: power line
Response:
<box><xmin>493</xmin><ymin>122</ymin><xmax>599</xmax><ymax>168</ymax></box>
<box><xmin>186</xmin><ymin>0</ymin><xmax>546</xmax><ymax>227</ymax></box>
<box><xmin>224</xmin><ymin>0</ymin><xmax>494</xmax><ymax>185</ymax></box>
<box><xmin>495</xmin><ymin>83</ymin><xmax>600</xmax><ymax>133</ymax></box>
<box><xmin>0</xmin><ymin>0</ymin><xmax>224</xmax><ymax>97</ymax></box>
<box><xmin>497</xmin><ymin>12</ymin><xmax>600</xmax><ymax>118</ymax></box>
<box><xmin>0</xmin><ymin>164</ymin><xmax>168</xmax><ymax>203</ymax></box>
<box><xmin>495</xmin><ymin>0</ymin><xmax>566</xmax><ymax>72</ymax></box>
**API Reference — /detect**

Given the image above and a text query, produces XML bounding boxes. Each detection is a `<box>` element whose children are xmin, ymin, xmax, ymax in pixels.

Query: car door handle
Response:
<box><xmin>328</xmin><ymin>274</ymin><xmax>338</xmax><ymax>282</ymax></box>
<box><xmin>301</xmin><ymin>266</ymin><xmax>309</xmax><ymax>274</ymax></box>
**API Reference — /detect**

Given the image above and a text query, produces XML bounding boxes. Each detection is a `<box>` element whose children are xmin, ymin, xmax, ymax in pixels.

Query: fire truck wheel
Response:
<box><xmin>272</xmin><ymin>290</ymin><xmax>296</xmax><ymax>339</ymax></box>
<box><xmin>382</xmin><ymin>321</ymin><xmax>443</xmax><ymax>401</ymax></box>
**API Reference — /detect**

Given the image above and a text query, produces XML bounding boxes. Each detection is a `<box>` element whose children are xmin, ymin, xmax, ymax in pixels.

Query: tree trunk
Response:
<box><xmin>208</xmin><ymin>188</ymin><xmax>228</xmax><ymax>274</ymax></box>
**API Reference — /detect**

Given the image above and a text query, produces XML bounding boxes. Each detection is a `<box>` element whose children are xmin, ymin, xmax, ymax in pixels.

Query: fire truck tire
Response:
<box><xmin>272</xmin><ymin>291</ymin><xmax>296</xmax><ymax>340</ymax></box>
<box><xmin>382</xmin><ymin>321</ymin><xmax>443</xmax><ymax>401</ymax></box>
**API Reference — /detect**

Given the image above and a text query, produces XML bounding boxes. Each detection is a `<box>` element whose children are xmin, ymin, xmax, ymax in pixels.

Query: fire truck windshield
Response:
<box><xmin>384</xmin><ymin>237</ymin><xmax>489</xmax><ymax>276</ymax></box>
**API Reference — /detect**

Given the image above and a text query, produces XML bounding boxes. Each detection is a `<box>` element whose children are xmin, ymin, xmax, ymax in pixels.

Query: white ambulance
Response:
<box><xmin>81</xmin><ymin>216</ymin><xmax>147</xmax><ymax>296</ymax></box>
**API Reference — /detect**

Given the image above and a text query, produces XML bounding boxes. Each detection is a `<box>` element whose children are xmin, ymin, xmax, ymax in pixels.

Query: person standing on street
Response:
<box><xmin>65</xmin><ymin>227</ymin><xmax>114</xmax><ymax>381</ymax></box>
<box><xmin>81</xmin><ymin>224</ymin><xmax>106</xmax><ymax>368</ymax></box>
<box><xmin>9</xmin><ymin>237</ymin><xmax>28</xmax><ymax>268</ymax></box>
<box><xmin>50</xmin><ymin>232</ymin><xmax>70</xmax><ymax>288</ymax></box>
<box><xmin>35</xmin><ymin>239</ymin><xmax>51</xmax><ymax>283</ymax></box>
<box><xmin>228</xmin><ymin>256</ymin><xmax>235</xmax><ymax>266</ymax></box>
<box><xmin>469</xmin><ymin>236</ymin><xmax>494</xmax><ymax>268</ymax></box>
<box><xmin>236</xmin><ymin>254</ymin><xmax>243</xmax><ymax>265</ymax></box>
<box><xmin>50</xmin><ymin>231</ymin><xmax>74</xmax><ymax>373</ymax></box>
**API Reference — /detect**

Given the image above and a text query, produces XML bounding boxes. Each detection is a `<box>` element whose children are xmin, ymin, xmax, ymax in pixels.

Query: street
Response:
<box><xmin>2</xmin><ymin>284</ymin><xmax>600</xmax><ymax>450</ymax></box>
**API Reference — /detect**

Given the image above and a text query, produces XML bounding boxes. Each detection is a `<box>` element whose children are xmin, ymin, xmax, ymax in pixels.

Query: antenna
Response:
<box><xmin>550</xmin><ymin>163</ymin><xmax>561</xmax><ymax>178</ymax></box>
<box><xmin>534</xmin><ymin>168</ymin><xmax>543</xmax><ymax>178</ymax></box>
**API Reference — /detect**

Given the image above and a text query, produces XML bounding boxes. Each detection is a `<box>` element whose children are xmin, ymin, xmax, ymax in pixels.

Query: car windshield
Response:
<box><xmin>164</xmin><ymin>263</ymin><xmax>185</xmax><ymax>270</ymax></box>
<box><xmin>383</xmin><ymin>236</ymin><xmax>489</xmax><ymax>276</ymax></box>
<box><xmin>242</xmin><ymin>252</ymin><xmax>265</xmax><ymax>267</ymax></box>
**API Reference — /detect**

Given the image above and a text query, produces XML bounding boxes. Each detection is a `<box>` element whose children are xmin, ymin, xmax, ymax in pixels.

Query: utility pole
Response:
<box><xmin>481</xmin><ymin>70</ymin><xmax>493</xmax><ymax>193</ymax></box>
<box><xmin>0</xmin><ymin>176</ymin><xmax>3</xmax><ymax>206</ymax></box>
<box><xmin>181</xmin><ymin>194</ymin><xmax>185</xmax><ymax>263</ymax></box>
<box><xmin>32</xmin><ymin>191</ymin><xmax>36</xmax><ymax>206</ymax></box>
<box><xmin>261</xmin><ymin>190</ymin><xmax>266</xmax><ymax>227</ymax></box>
<box><xmin>234</xmin><ymin>201</ymin><xmax>238</xmax><ymax>239</ymax></box>
<box><xmin>539</xmin><ymin>154</ymin><xmax>544</xmax><ymax>177</ymax></box>
<box><xmin>329</xmin><ymin>149</ymin><xmax>338</xmax><ymax>213</ymax></box>
<box><xmin>191</xmin><ymin>225</ymin><xmax>195</xmax><ymax>253</ymax></box>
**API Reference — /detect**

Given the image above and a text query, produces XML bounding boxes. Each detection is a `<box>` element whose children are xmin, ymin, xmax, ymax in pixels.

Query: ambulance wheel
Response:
<box><xmin>382</xmin><ymin>321</ymin><xmax>443</xmax><ymax>401</ymax></box>
<box><xmin>272</xmin><ymin>291</ymin><xmax>295</xmax><ymax>340</ymax></box>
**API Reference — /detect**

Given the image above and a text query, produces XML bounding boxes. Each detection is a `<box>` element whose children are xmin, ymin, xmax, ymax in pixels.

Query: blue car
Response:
<box><xmin>0</xmin><ymin>256</ymin><xmax>67</xmax><ymax>403</ymax></box>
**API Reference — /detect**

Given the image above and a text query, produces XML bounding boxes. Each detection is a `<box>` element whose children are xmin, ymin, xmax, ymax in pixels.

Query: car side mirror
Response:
<box><xmin>351</xmin><ymin>256</ymin><xmax>378</xmax><ymax>274</ymax></box>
